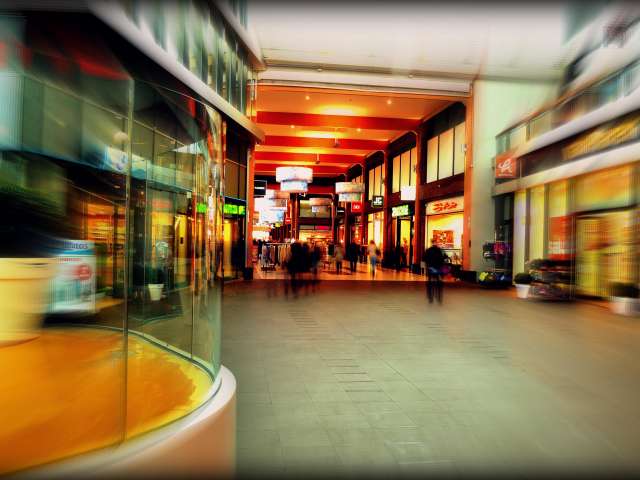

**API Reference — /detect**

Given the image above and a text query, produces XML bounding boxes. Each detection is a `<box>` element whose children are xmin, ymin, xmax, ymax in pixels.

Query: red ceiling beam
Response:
<box><xmin>261</xmin><ymin>135</ymin><xmax>388</xmax><ymax>150</ymax></box>
<box><xmin>255</xmin><ymin>151</ymin><xmax>363</xmax><ymax>164</ymax></box>
<box><xmin>266</xmin><ymin>183</ymin><xmax>336</xmax><ymax>194</ymax></box>
<box><xmin>257</xmin><ymin>111</ymin><xmax>418</xmax><ymax>131</ymax></box>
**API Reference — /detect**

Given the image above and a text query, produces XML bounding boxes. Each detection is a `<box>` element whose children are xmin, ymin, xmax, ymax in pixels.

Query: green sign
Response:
<box><xmin>223</xmin><ymin>203</ymin><xmax>246</xmax><ymax>216</ymax></box>
<box><xmin>224</xmin><ymin>203</ymin><xmax>238</xmax><ymax>215</ymax></box>
<box><xmin>391</xmin><ymin>204</ymin><xmax>411</xmax><ymax>218</ymax></box>
<box><xmin>196</xmin><ymin>202</ymin><xmax>208</xmax><ymax>214</ymax></box>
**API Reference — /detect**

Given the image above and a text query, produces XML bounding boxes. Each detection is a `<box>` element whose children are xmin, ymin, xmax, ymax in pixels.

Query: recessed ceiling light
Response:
<box><xmin>357</xmin><ymin>128</ymin><xmax>361</xmax><ymax>132</ymax></box>
<box><xmin>290</xmin><ymin>125</ymin><xmax>295</xmax><ymax>129</ymax></box>
<box><xmin>408</xmin><ymin>74</ymin><xmax>413</xmax><ymax>79</ymax></box>
<box><xmin>386</xmin><ymin>99</ymin><xmax>392</xmax><ymax>105</ymax></box>
<box><xmin>317</xmin><ymin>68</ymin><xmax>323</xmax><ymax>72</ymax></box>
<box><xmin>305</xmin><ymin>95</ymin><xmax>310</xmax><ymax>100</ymax></box>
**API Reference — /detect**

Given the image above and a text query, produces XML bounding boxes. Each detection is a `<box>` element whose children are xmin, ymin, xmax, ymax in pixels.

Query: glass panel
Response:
<box><xmin>400</xmin><ymin>151</ymin><xmax>410</xmax><ymax>188</ymax></box>
<box><xmin>508</xmin><ymin>124</ymin><xmax>527</xmax><ymax>151</ymax></box>
<box><xmin>438</xmin><ymin>128</ymin><xmax>454</xmax><ymax>180</ymax></box>
<box><xmin>528</xmin><ymin>185</ymin><xmax>545</xmax><ymax>261</ymax></box>
<box><xmin>426</xmin><ymin>136</ymin><xmax>438</xmax><ymax>183</ymax></box>
<box><xmin>529</xmin><ymin>112</ymin><xmax>552</xmax><ymax>139</ymax></box>
<box><xmin>513</xmin><ymin>190</ymin><xmax>527</xmax><ymax>274</ymax></box>
<box><xmin>368</xmin><ymin>168</ymin><xmax>374</xmax><ymax>200</ymax></box>
<box><xmin>392</xmin><ymin>154</ymin><xmax>400</xmax><ymax>193</ymax></box>
<box><xmin>453</xmin><ymin>122</ymin><xmax>466</xmax><ymax>175</ymax></box>
<box><xmin>225</xmin><ymin>160</ymin><xmax>239</xmax><ymax>198</ymax></box>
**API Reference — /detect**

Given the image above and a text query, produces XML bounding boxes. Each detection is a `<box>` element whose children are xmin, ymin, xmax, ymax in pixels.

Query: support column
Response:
<box><xmin>245</xmin><ymin>145</ymin><xmax>255</xmax><ymax>276</ymax></box>
<box><xmin>381</xmin><ymin>151</ymin><xmax>390</xmax><ymax>258</ymax></box>
<box><xmin>412</xmin><ymin>130</ymin><xmax>424</xmax><ymax>270</ymax></box>
<box><xmin>462</xmin><ymin>97</ymin><xmax>474</xmax><ymax>271</ymax></box>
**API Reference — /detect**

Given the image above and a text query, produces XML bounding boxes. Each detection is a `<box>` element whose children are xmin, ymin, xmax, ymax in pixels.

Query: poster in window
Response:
<box><xmin>433</xmin><ymin>230</ymin><xmax>454</xmax><ymax>249</ymax></box>
<box><xmin>548</xmin><ymin>215</ymin><xmax>573</xmax><ymax>260</ymax></box>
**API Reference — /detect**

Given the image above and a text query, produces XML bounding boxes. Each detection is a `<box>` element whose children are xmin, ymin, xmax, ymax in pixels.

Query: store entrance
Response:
<box><xmin>575</xmin><ymin>209</ymin><xmax>637</xmax><ymax>297</ymax></box>
<box><xmin>391</xmin><ymin>217</ymin><xmax>413</xmax><ymax>269</ymax></box>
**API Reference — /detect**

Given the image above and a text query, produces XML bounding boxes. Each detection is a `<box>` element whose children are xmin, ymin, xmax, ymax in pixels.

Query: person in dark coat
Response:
<box><xmin>422</xmin><ymin>239</ymin><xmax>445</xmax><ymax>304</ymax></box>
<box><xmin>348</xmin><ymin>241</ymin><xmax>358</xmax><ymax>273</ymax></box>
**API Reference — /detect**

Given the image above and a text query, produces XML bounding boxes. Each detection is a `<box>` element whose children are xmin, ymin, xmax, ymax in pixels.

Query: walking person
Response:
<box><xmin>334</xmin><ymin>243</ymin><xmax>344</xmax><ymax>275</ymax></box>
<box><xmin>348</xmin><ymin>241</ymin><xmax>358</xmax><ymax>273</ymax></box>
<box><xmin>423</xmin><ymin>238</ymin><xmax>445</xmax><ymax>304</ymax></box>
<box><xmin>368</xmin><ymin>240</ymin><xmax>378</xmax><ymax>278</ymax></box>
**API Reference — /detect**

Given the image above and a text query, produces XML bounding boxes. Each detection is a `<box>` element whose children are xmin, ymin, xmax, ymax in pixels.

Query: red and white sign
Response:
<box><xmin>495</xmin><ymin>155</ymin><xmax>518</xmax><ymax>178</ymax></box>
<box><xmin>350</xmin><ymin>202</ymin><xmax>363</xmax><ymax>213</ymax></box>
<box><xmin>426</xmin><ymin>196</ymin><xmax>464</xmax><ymax>215</ymax></box>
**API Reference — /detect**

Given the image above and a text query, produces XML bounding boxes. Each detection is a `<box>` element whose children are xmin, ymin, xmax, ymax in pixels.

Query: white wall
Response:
<box><xmin>469</xmin><ymin>79</ymin><xmax>558</xmax><ymax>273</ymax></box>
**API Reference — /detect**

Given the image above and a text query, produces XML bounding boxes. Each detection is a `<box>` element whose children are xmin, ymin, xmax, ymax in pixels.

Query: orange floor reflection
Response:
<box><xmin>0</xmin><ymin>327</ymin><xmax>213</xmax><ymax>474</ymax></box>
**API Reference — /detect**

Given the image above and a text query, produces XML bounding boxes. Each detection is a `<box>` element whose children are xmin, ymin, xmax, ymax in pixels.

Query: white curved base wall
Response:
<box><xmin>22</xmin><ymin>366</ymin><xmax>237</xmax><ymax>479</ymax></box>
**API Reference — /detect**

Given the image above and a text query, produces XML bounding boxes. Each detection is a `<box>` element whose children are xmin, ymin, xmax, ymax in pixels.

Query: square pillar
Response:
<box><xmin>412</xmin><ymin>130</ymin><xmax>425</xmax><ymax>268</ymax></box>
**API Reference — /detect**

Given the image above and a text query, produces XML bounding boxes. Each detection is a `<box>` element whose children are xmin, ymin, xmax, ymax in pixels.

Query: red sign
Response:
<box><xmin>285</xmin><ymin>217</ymin><xmax>291</xmax><ymax>224</ymax></box>
<box><xmin>548</xmin><ymin>215</ymin><xmax>573</xmax><ymax>260</ymax></box>
<box><xmin>495</xmin><ymin>155</ymin><xmax>517</xmax><ymax>178</ymax></box>
<box><xmin>433</xmin><ymin>230</ymin><xmax>454</xmax><ymax>249</ymax></box>
<box><xmin>75</xmin><ymin>264</ymin><xmax>92</xmax><ymax>281</ymax></box>
<box><xmin>351</xmin><ymin>202</ymin><xmax>363</xmax><ymax>213</ymax></box>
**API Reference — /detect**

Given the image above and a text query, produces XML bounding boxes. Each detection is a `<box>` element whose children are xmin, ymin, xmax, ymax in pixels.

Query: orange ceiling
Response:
<box><xmin>255</xmin><ymin>85</ymin><xmax>454</xmax><ymax>177</ymax></box>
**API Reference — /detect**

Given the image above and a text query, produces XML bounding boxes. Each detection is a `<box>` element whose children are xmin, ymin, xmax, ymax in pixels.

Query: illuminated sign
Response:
<box><xmin>350</xmin><ymin>202</ymin><xmax>363</xmax><ymax>213</ymax></box>
<box><xmin>338</xmin><ymin>192</ymin><xmax>362</xmax><ymax>202</ymax></box>
<box><xmin>391</xmin><ymin>204</ymin><xmax>412</xmax><ymax>218</ymax></box>
<box><xmin>400</xmin><ymin>185</ymin><xmax>416</xmax><ymax>201</ymax></box>
<box><xmin>280</xmin><ymin>180</ymin><xmax>308</xmax><ymax>193</ymax></box>
<box><xmin>196</xmin><ymin>202</ymin><xmax>208</xmax><ymax>214</ymax></box>
<box><xmin>426</xmin><ymin>196</ymin><xmax>464</xmax><ymax>215</ymax></box>
<box><xmin>238</xmin><ymin>205</ymin><xmax>245</xmax><ymax>215</ymax></box>
<box><xmin>371</xmin><ymin>196</ymin><xmax>384</xmax><ymax>208</ymax></box>
<box><xmin>224</xmin><ymin>203</ymin><xmax>238</xmax><ymax>215</ymax></box>
<box><xmin>335</xmin><ymin>182</ymin><xmax>365</xmax><ymax>194</ymax></box>
<box><xmin>254</xmin><ymin>179</ymin><xmax>267</xmax><ymax>197</ymax></box>
<box><xmin>495</xmin><ymin>154</ymin><xmax>517</xmax><ymax>178</ymax></box>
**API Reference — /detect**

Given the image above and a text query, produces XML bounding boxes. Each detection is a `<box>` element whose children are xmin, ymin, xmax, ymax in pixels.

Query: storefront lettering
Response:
<box><xmin>495</xmin><ymin>156</ymin><xmax>517</xmax><ymax>178</ymax></box>
<box><xmin>426</xmin><ymin>196</ymin><xmax>464</xmax><ymax>215</ymax></box>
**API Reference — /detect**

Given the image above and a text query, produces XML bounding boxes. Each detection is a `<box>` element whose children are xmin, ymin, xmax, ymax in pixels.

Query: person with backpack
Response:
<box><xmin>422</xmin><ymin>238</ymin><xmax>445</xmax><ymax>303</ymax></box>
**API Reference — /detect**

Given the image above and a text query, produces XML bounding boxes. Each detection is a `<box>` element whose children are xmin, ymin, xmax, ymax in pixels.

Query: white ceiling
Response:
<box><xmin>248</xmin><ymin>1</ymin><xmax>573</xmax><ymax>81</ymax></box>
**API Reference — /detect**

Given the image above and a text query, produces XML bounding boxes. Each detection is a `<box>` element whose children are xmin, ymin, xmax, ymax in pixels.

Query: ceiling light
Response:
<box><xmin>357</xmin><ymin>128</ymin><xmax>361</xmax><ymax>133</ymax></box>
<box><xmin>290</xmin><ymin>124</ymin><xmax>295</xmax><ymax>129</ymax></box>
<box><xmin>386</xmin><ymin>99</ymin><xmax>392</xmax><ymax>105</ymax></box>
<box><xmin>317</xmin><ymin>68</ymin><xmax>323</xmax><ymax>72</ymax></box>
<box><xmin>305</xmin><ymin>95</ymin><xmax>310</xmax><ymax>100</ymax></box>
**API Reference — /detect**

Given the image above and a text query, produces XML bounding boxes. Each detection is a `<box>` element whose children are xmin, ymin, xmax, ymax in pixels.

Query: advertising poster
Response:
<box><xmin>433</xmin><ymin>230</ymin><xmax>454</xmax><ymax>249</ymax></box>
<box><xmin>50</xmin><ymin>240</ymin><xmax>96</xmax><ymax>314</ymax></box>
<box><xmin>548</xmin><ymin>215</ymin><xmax>573</xmax><ymax>260</ymax></box>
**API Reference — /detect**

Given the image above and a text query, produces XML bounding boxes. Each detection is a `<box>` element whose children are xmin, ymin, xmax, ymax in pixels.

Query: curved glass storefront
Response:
<box><xmin>0</xmin><ymin>13</ymin><xmax>226</xmax><ymax>474</ymax></box>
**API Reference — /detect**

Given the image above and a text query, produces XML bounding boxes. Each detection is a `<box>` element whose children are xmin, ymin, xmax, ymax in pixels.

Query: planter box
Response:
<box><xmin>610</xmin><ymin>297</ymin><xmax>639</xmax><ymax>316</ymax></box>
<box><xmin>515</xmin><ymin>284</ymin><xmax>530</xmax><ymax>299</ymax></box>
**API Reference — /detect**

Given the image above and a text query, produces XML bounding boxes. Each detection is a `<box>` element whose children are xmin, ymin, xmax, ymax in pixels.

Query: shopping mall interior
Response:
<box><xmin>1</xmin><ymin>0</ymin><xmax>640</xmax><ymax>477</ymax></box>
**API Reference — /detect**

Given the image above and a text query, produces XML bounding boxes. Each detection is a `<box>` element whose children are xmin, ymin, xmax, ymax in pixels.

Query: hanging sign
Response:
<box><xmin>391</xmin><ymin>204</ymin><xmax>413</xmax><ymax>218</ymax></box>
<box><xmin>351</xmin><ymin>202</ymin><xmax>363</xmax><ymax>213</ymax></box>
<box><xmin>371</xmin><ymin>195</ymin><xmax>384</xmax><ymax>208</ymax></box>
<box><xmin>495</xmin><ymin>154</ymin><xmax>518</xmax><ymax>178</ymax></box>
<box><xmin>426</xmin><ymin>196</ymin><xmax>464</xmax><ymax>215</ymax></box>
<box><xmin>50</xmin><ymin>240</ymin><xmax>96</xmax><ymax>314</ymax></box>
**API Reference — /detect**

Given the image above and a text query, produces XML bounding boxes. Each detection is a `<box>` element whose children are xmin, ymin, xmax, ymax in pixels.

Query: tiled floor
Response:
<box><xmin>222</xmin><ymin>280</ymin><xmax>640</xmax><ymax>477</ymax></box>
<box><xmin>253</xmin><ymin>262</ymin><xmax>428</xmax><ymax>282</ymax></box>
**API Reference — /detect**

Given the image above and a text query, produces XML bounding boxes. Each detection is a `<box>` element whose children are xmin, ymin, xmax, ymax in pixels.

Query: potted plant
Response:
<box><xmin>147</xmin><ymin>266</ymin><xmax>164</xmax><ymax>302</ymax></box>
<box><xmin>514</xmin><ymin>272</ymin><xmax>532</xmax><ymax>299</ymax></box>
<box><xmin>609</xmin><ymin>282</ymin><xmax>639</xmax><ymax>316</ymax></box>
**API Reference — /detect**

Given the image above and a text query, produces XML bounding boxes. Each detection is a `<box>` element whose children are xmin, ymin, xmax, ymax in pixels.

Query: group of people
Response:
<box><xmin>332</xmin><ymin>241</ymin><xmax>366</xmax><ymax>275</ymax></box>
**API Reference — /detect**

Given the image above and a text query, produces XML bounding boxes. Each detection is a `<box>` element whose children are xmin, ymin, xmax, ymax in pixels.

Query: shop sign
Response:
<box><xmin>238</xmin><ymin>205</ymin><xmax>246</xmax><ymax>215</ymax></box>
<box><xmin>351</xmin><ymin>201</ymin><xmax>363</xmax><ymax>213</ymax></box>
<box><xmin>495</xmin><ymin>155</ymin><xmax>517</xmax><ymax>178</ymax></box>
<box><xmin>371</xmin><ymin>195</ymin><xmax>384</xmax><ymax>208</ymax></box>
<box><xmin>50</xmin><ymin>240</ymin><xmax>96</xmax><ymax>314</ymax></box>
<box><xmin>224</xmin><ymin>203</ymin><xmax>238</xmax><ymax>215</ymax></box>
<box><xmin>254</xmin><ymin>179</ymin><xmax>267</xmax><ymax>197</ymax></box>
<box><xmin>426</xmin><ymin>196</ymin><xmax>464</xmax><ymax>215</ymax></box>
<box><xmin>285</xmin><ymin>217</ymin><xmax>291</xmax><ymax>224</ymax></box>
<box><xmin>400</xmin><ymin>185</ymin><xmax>416</xmax><ymax>201</ymax></box>
<box><xmin>196</xmin><ymin>202</ymin><xmax>207</xmax><ymax>214</ymax></box>
<box><xmin>391</xmin><ymin>204</ymin><xmax>412</xmax><ymax>218</ymax></box>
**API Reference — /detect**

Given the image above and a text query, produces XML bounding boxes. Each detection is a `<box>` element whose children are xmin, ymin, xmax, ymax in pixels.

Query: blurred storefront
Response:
<box><xmin>494</xmin><ymin>54</ymin><xmax>640</xmax><ymax>297</ymax></box>
<box><xmin>425</xmin><ymin>196</ymin><xmax>464</xmax><ymax>265</ymax></box>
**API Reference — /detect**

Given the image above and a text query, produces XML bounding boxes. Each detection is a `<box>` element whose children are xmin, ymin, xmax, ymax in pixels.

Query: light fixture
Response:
<box><xmin>305</xmin><ymin>95</ymin><xmax>310</xmax><ymax>100</ymax></box>
<box><xmin>280</xmin><ymin>180</ymin><xmax>308</xmax><ymax>193</ymax></box>
<box><xmin>386</xmin><ymin>99</ymin><xmax>392</xmax><ymax>105</ymax></box>
<box><xmin>357</xmin><ymin>128</ymin><xmax>361</xmax><ymax>133</ymax></box>
<box><xmin>265</xmin><ymin>189</ymin><xmax>290</xmax><ymax>199</ymax></box>
<box><xmin>308</xmin><ymin>197</ymin><xmax>332</xmax><ymax>206</ymax></box>
<box><xmin>338</xmin><ymin>192</ymin><xmax>362</xmax><ymax>202</ymax></box>
<box><xmin>290</xmin><ymin>124</ymin><xmax>295</xmax><ymax>129</ymax></box>
<box><xmin>276</xmin><ymin>166</ymin><xmax>313</xmax><ymax>183</ymax></box>
<box><xmin>335</xmin><ymin>182</ymin><xmax>365</xmax><ymax>194</ymax></box>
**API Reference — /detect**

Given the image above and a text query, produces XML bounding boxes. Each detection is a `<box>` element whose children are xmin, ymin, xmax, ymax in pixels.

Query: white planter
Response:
<box><xmin>0</xmin><ymin>258</ymin><xmax>54</xmax><ymax>346</ymax></box>
<box><xmin>515</xmin><ymin>284</ymin><xmax>530</xmax><ymax>299</ymax></box>
<box><xmin>610</xmin><ymin>297</ymin><xmax>639</xmax><ymax>316</ymax></box>
<box><xmin>148</xmin><ymin>284</ymin><xmax>164</xmax><ymax>301</ymax></box>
